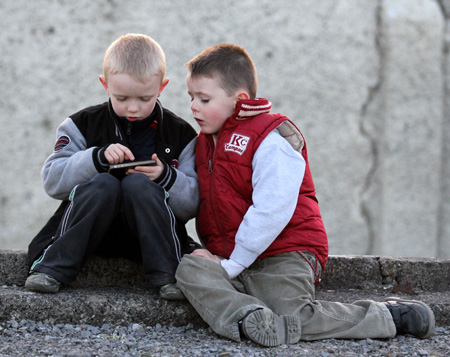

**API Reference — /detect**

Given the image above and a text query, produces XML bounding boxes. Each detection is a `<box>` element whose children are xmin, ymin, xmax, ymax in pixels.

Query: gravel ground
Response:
<box><xmin>0</xmin><ymin>320</ymin><xmax>449</xmax><ymax>356</ymax></box>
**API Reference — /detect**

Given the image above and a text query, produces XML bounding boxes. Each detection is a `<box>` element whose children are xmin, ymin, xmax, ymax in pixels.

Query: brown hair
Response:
<box><xmin>186</xmin><ymin>44</ymin><xmax>257</xmax><ymax>99</ymax></box>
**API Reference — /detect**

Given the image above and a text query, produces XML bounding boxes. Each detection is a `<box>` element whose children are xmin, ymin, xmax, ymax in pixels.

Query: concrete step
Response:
<box><xmin>1</xmin><ymin>251</ymin><xmax>449</xmax><ymax>327</ymax></box>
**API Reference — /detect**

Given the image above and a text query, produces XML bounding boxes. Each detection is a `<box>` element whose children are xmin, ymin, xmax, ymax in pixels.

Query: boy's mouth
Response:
<box><xmin>127</xmin><ymin>117</ymin><xmax>140</xmax><ymax>122</ymax></box>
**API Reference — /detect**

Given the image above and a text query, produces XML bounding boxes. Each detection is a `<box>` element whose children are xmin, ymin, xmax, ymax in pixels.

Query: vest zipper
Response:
<box><xmin>207</xmin><ymin>139</ymin><xmax>228</xmax><ymax>257</ymax></box>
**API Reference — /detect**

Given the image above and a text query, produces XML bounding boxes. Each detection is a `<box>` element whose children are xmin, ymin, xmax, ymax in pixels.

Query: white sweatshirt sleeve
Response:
<box><xmin>220</xmin><ymin>129</ymin><xmax>306</xmax><ymax>278</ymax></box>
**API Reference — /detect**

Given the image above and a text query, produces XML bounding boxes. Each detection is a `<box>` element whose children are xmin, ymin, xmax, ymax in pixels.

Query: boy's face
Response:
<box><xmin>186</xmin><ymin>73</ymin><xmax>241</xmax><ymax>138</ymax></box>
<box><xmin>100</xmin><ymin>73</ymin><xmax>168</xmax><ymax>121</ymax></box>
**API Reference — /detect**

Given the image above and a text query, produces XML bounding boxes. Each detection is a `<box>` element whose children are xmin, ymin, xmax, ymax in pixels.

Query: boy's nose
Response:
<box><xmin>128</xmin><ymin>101</ymin><xmax>139</xmax><ymax>113</ymax></box>
<box><xmin>190</xmin><ymin>101</ymin><xmax>198</xmax><ymax>113</ymax></box>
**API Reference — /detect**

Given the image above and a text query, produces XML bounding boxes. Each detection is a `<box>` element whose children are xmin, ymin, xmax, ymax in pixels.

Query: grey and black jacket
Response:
<box><xmin>27</xmin><ymin>99</ymin><xmax>199</xmax><ymax>268</ymax></box>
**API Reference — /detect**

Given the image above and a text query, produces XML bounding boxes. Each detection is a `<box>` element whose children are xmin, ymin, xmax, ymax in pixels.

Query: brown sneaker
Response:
<box><xmin>240</xmin><ymin>308</ymin><xmax>301</xmax><ymax>347</ymax></box>
<box><xmin>384</xmin><ymin>297</ymin><xmax>435</xmax><ymax>339</ymax></box>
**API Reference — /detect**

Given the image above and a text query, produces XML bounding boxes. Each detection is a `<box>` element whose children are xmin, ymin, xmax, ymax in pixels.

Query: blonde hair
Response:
<box><xmin>103</xmin><ymin>34</ymin><xmax>166</xmax><ymax>83</ymax></box>
<box><xmin>186</xmin><ymin>43</ymin><xmax>257</xmax><ymax>99</ymax></box>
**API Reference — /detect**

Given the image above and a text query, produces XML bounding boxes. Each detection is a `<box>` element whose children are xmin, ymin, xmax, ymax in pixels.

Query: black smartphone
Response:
<box><xmin>108</xmin><ymin>159</ymin><xmax>156</xmax><ymax>179</ymax></box>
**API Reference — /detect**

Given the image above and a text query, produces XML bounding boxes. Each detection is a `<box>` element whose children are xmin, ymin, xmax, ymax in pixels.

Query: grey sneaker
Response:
<box><xmin>240</xmin><ymin>308</ymin><xmax>301</xmax><ymax>347</ymax></box>
<box><xmin>25</xmin><ymin>272</ymin><xmax>60</xmax><ymax>293</ymax></box>
<box><xmin>159</xmin><ymin>283</ymin><xmax>186</xmax><ymax>301</ymax></box>
<box><xmin>384</xmin><ymin>297</ymin><xmax>435</xmax><ymax>339</ymax></box>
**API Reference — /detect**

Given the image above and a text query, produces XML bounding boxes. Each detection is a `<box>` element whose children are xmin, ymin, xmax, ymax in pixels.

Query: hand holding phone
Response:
<box><xmin>127</xmin><ymin>154</ymin><xmax>164</xmax><ymax>181</ymax></box>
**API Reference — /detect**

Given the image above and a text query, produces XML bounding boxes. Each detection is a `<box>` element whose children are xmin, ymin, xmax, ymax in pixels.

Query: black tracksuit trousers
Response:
<box><xmin>31</xmin><ymin>173</ymin><xmax>187</xmax><ymax>287</ymax></box>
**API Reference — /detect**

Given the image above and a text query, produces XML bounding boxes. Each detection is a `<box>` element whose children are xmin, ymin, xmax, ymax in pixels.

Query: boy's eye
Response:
<box><xmin>117</xmin><ymin>97</ymin><xmax>127</xmax><ymax>102</ymax></box>
<box><xmin>201</xmin><ymin>99</ymin><xmax>209</xmax><ymax>103</ymax></box>
<box><xmin>140</xmin><ymin>97</ymin><xmax>152</xmax><ymax>102</ymax></box>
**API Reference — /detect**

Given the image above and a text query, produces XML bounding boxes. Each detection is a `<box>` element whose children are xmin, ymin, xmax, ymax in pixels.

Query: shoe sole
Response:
<box><xmin>159</xmin><ymin>292</ymin><xmax>186</xmax><ymax>301</ymax></box>
<box><xmin>385</xmin><ymin>297</ymin><xmax>435</xmax><ymax>339</ymax></box>
<box><xmin>242</xmin><ymin>309</ymin><xmax>301</xmax><ymax>347</ymax></box>
<box><xmin>25</xmin><ymin>281</ymin><xmax>59</xmax><ymax>293</ymax></box>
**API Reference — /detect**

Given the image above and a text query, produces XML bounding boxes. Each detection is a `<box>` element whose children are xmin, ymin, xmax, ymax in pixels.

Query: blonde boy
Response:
<box><xmin>26</xmin><ymin>34</ymin><xmax>199</xmax><ymax>300</ymax></box>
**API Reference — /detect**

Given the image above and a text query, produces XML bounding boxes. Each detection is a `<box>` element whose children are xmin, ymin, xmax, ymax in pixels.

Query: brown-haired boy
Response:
<box><xmin>176</xmin><ymin>43</ymin><xmax>435</xmax><ymax>346</ymax></box>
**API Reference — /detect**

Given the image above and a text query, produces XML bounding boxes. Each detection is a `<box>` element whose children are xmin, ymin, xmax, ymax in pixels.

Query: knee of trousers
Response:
<box><xmin>121</xmin><ymin>173</ymin><xmax>163</xmax><ymax>200</ymax></box>
<box><xmin>175</xmin><ymin>255</ymin><xmax>196</xmax><ymax>287</ymax></box>
<box><xmin>80</xmin><ymin>173</ymin><xmax>121</xmax><ymax>203</ymax></box>
<box><xmin>176</xmin><ymin>254</ymin><xmax>226</xmax><ymax>286</ymax></box>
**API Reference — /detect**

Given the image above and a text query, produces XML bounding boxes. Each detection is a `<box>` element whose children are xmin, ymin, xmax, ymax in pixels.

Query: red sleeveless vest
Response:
<box><xmin>195</xmin><ymin>99</ymin><xmax>328</xmax><ymax>269</ymax></box>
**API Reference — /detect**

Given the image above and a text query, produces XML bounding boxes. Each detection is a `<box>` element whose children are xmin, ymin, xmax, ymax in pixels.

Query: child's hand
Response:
<box><xmin>127</xmin><ymin>153</ymin><xmax>164</xmax><ymax>180</ymax></box>
<box><xmin>191</xmin><ymin>249</ymin><xmax>222</xmax><ymax>265</ymax></box>
<box><xmin>104</xmin><ymin>144</ymin><xmax>135</xmax><ymax>164</ymax></box>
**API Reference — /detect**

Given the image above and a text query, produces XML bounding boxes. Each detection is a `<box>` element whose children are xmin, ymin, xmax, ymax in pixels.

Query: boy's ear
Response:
<box><xmin>236</xmin><ymin>90</ymin><xmax>250</xmax><ymax>102</ymax></box>
<box><xmin>99</xmin><ymin>75</ymin><xmax>109</xmax><ymax>95</ymax></box>
<box><xmin>158</xmin><ymin>78</ymin><xmax>169</xmax><ymax>97</ymax></box>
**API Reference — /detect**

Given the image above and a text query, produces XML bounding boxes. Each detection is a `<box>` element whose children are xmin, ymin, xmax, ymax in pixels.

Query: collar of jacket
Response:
<box><xmin>232</xmin><ymin>98</ymin><xmax>272</xmax><ymax>121</ymax></box>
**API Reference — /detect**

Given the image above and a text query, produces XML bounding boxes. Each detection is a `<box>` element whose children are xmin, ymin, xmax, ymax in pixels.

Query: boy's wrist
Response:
<box><xmin>93</xmin><ymin>146</ymin><xmax>110</xmax><ymax>172</ymax></box>
<box><xmin>152</xmin><ymin>161</ymin><xmax>168</xmax><ymax>183</ymax></box>
<box><xmin>220</xmin><ymin>259</ymin><xmax>246</xmax><ymax>279</ymax></box>
<box><xmin>153</xmin><ymin>162</ymin><xmax>177</xmax><ymax>190</ymax></box>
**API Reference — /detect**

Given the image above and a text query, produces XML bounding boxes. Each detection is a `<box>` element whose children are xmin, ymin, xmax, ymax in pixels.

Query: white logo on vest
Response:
<box><xmin>225</xmin><ymin>133</ymin><xmax>250</xmax><ymax>155</ymax></box>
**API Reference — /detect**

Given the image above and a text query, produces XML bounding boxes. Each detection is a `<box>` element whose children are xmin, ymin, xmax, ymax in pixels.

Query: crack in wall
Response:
<box><xmin>359</xmin><ymin>0</ymin><xmax>384</xmax><ymax>255</ymax></box>
<box><xmin>358</xmin><ymin>0</ymin><xmax>448</xmax><ymax>257</ymax></box>
<box><xmin>436</xmin><ymin>0</ymin><xmax>449</xmax><ymax>257</ymax></box>
<box><xmin>436</xmin><ymin>0</ymin><xmax>449</xmax><ymax>17</ymax></box>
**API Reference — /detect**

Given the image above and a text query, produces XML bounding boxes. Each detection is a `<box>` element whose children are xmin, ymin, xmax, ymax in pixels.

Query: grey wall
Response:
<box><xmin>1</xmin><ymin>0</ymin><xmax>449</xmax><ymax>258</ymax></box>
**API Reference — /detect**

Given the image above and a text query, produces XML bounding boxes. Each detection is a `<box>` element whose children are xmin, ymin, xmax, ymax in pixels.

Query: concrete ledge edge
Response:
<box><xmin>1</xmin><ymin>251</ymin><xmax>449</xmax><ymax>293</ymax></box>
<box><xmin>0</xmin><ymin>251</ymin><xmax>449</xmax><ymax>327</ymax></box>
